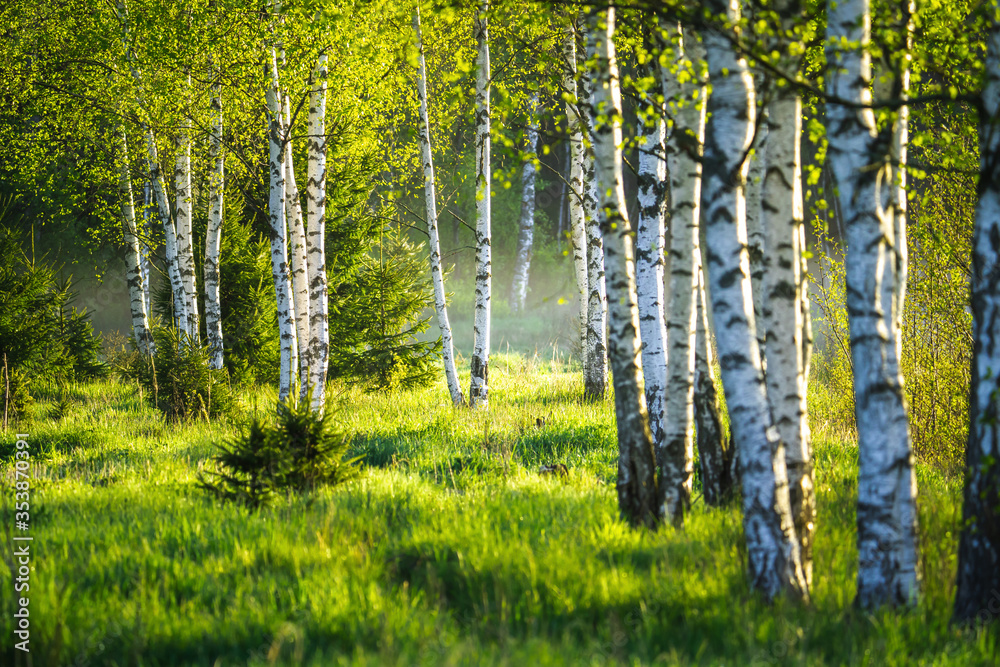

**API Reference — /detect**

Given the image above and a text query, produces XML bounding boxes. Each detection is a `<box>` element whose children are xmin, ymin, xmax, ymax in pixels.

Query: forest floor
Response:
<box><xmin>0</xmin><ymin>353</ymin><xmax>995</xmax><ymax>666</ymax></box>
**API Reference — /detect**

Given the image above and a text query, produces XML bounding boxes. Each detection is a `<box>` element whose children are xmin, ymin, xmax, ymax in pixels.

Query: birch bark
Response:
<box><xmin>174</xmin><ymin>75</ymin><xmax>199</xmax><ymax>342</ymax></box>
<box><xmin>205</xmin><ymin>66</ymin><xmax>225</xmax><ymax>370</ymax></box>
<box><xmin>284</xmin><ymin>97</ymin><xmax>311</xmax><ymax>400</ymax></box>
<box><xmin>634</xmin><ymin>32</ymin><xmax>672</xmax><ymax>521</ymax></box>
<box><xmin>826</xmin><ymin>0</ymin><xmax>919</xmax><ymax>608</ymax></box>
<box><xmin>414</xmin><ymin>8</ymin><xmax>464</xmax><ymax>407</ymax></box>
<box><xmin>141</xmin><ymin>182</ymin><xmax>153</xmax><ymax>317</ymax></box>
<box><xmin>563</xmin><ymin>21</ymin><xmax>589</xmax><ymax>366</ymax></box>
<box><xmin>701</xmin><ymin>0</ymin><xmax>806</xmax><ymax>600</ymax></box>
<box><xmin>581</xmin><ymin>18</ymin><xmax>608</xmax><ymax>401</ymax></box>
<box><xmin>760</xmin><ymin>0</ymin><xmax>815</xmax><ymax>588</ymax></box>
<box><xmin>266</xmin><ymin>43</ymin><xmax>297</xmax><ymax>402</ymax></box>
<box><xmin>116</xmin><ymin>127</ymin><xmax>154</xmax><ymax>357</ymax></box>
<box><xmin>469</xmin><ymin>1</ymin><xmax>491</xmax><ymax>408</ymax></box>
<box><xmin>661</xmin><ymin>24</ymin><xmax>706</xmax><ymax>522</ymax></box>
<box><xmin>954</xmin><ymin>3</ymin><xmax>1000</xmax><ymax>624</ymax></box>
<box><xmin>588</xmin><ymin>6</ymin><xmax>658</xmax><ymax>528</ymax></box>
<box><xmin>746</xmin><ymin>116</ymin><xmax>768</xmax><ymax>366</ymax></box>
<box><xmin>306</xmin><ymin>54</ymin><xmax>330</xmax><ymax>412</ymax></box>
<box><xmin>510</xmin><ymin>92</ymin><xmax>539</xmax><ymax>314</ymax></box>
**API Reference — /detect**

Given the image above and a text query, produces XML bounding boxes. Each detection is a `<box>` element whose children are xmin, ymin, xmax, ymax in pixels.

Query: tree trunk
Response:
<box><xmin>826</xmin><ymin>0</ymin><xmax>919</xmax><ymax>608</ymax></box>
<box><xmin>141</xmin><ymin>182</ymin><xmax>153</xmax><ymax>317</ymax></box>
<box><xmin>954</xmin><ymin>5</ymin><xmax>1000</xmax><ymax>625</ymax></box>
<box><xmin>145</xmin><ymin>128</ymin><xmax>188</xmax><ymax>335</ymax></box>
<box><xmin>284</xmin><ymin>96</ymin><xmax>311</xmax><ymax>400</ymax></box>
<box><xmin>660</xmin><ymin>23</ymin><xmax>706</xmax><ymax>522</ymax></box>
<box><xmin>634</xmin><ymin>28</ymin><xmax>673</xmax><ymax>522</ymax></box>
<box><xmin>174</xmin><ymin>78</ymin><xmax>199</xmax><ymax>343</ymax></box>
<box><xmin>760</xmin><ymin>0</ymin><xmax>815</xmax><ymax>590</ymax></box>
<box><xmin>266</xmin><ymin>44</ymin><xmax>297</xmax><ymax>403</ymax></box>
<box><xmin>469</xmin><ymin>1</ymin><xmax>492</xmax><ymax>408</ymax></box>
<box><xmin>694</xmin><ymin>261</ymin><xmax>732</xmax><ymax>506</ymax></box>
<box><xmin>510</xmin><ymin>92</ymin><xmax>539</xmax><ymax>314</ymax></box>
<box><xmin>306</xmin><ymin>53</ymin><xmax>331</xmax><ymax>412</ymax></box>
<box><xmin>205</xmin><ymin>67</ymin><xmax>225</xmax><ymax>370</ymax></box>
<box><xmin>746</xmin><ymin>111</ymin><xmax>768</xmax><ymax>368</ymax></box>
<box><xmin>563</xmin><ymin>21</ymin><xmax>589</xmax><ymax>362</ymax></box>
<box><xmin>415</xmin><ymin>8</ymin><xmax>464</xmax><ymax>407</ymax></box>
<box><xmin>580</xmin><ymin>19</ymin><xmax>608</xmax><ymax>400</ymax></box>
<box><xmin>588</xmin><ymin>6</ymin><xmax>658</xmax><ymax>529</ymax></box>
<box><xmin>116</xmin><ymin>126</ymin><xmax>154</xmax><ymax>357</ymax></box>
<box><xmin>701</xmin><ymin>0</ymin><xmax>807</xmax><ymax>601</ymax></box>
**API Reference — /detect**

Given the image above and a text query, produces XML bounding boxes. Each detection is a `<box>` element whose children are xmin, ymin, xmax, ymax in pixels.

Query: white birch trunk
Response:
<box><xmin>414</xmin><ymin>8</ymin><xmax>464</xmax><ymax>407</ymax></box>
<box><xmin>701</xmin><ymin>0</ymin><xmax>807</xmax><ymax>600</ymax></box>
<box><xmin>141</xmin><ymin>182</ymin><xmax>153</xmax><ymax>318</ymax></box>
<box><xmin>746</xmin><ymin>115</ymin><xmax>768</xmax><ymax>366</ymax></box>
<box><xmin>760</xmin><ymin>0</ymin><xmax>815</xmax><ymax>589</ymax></box>
<box><xmin>634</xmin><ymin>38</ymin><xmax>673</xmax><ymax>522</ymax></box>
<box><xmin>588</xmin><ymin>7</ymin><xmax>658</xmax><ymax>528</ymax></box>
<box><xmin>205</xmin><ymin>68</ymin><xmax>225</xmax><ymax>370</ymax></box>
<box><xmin>826</xmin><ymin>0</ymin><xmax>919</xmax><ymax>608</ymax></box>
<box><xmin>306</xmin><ymin>54</ymin><xmax>331</xmax><ymax>412</ymax></box>
<box><xmin>954</xmin><ymin>4</ymin><xmax>1000</xmax><ymax>624</ymax></box>
<box><xmin>581</xmin><ymin>19</ymin><xmax>608</xmax><ymax>400</ymax></box>
<box><xmin>564</xmin><ymin>21</ymin><xmax>589</xmax><ymax>366</ymax></box>
<box><xmin>284</xmin><ymin>96</ymin><xmax>311</xmax><ymax>400</ymax></box>
<box><xmin>469</xmin><ymin>2</ymin><xmax>492</xmax><ymax>408</ymax></box>
<box><xmin>116</xmin><ymin>127</ymin><xmax>154</xmax><ymax>357</ymax></box>
<box><xmin>145</xmin><ymin>128</ymin><xmax>188</xmax><ymax>335</ymax></box>
<box><xmin>510</xmin><ymin>92</ymin><xmax>539</xmax><ymax>314</ymax></box>
<box><xmin>266</xmin><ymin>44</ymin><xmax>297</xmax><ymax>402</ymax></box>
<box><xmin>174</xmin><ymin>78</ymin><xmax>199</xmax><ymax>343</ymax></box>
<box><xmin>660</xmin><ymin>24</ymin><xmax>707</xmax><ymax>523</ymax></box>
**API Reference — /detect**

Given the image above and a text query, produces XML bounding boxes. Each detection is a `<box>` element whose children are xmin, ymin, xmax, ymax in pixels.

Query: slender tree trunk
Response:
<box><xmin>826</xmin><ymin>0</ymin><xmax>919</xmax><ymax>608</ymax></box>
<box><xmin>694</xmin><ymin>261</ymin><xmax>732</xmax><ymax>505</ymax></box>
<box><xmin>635</xmin><ymin>28</ymin><xmax>673</xmax><ymax>522</ymax></box>
<box><xmin>564</xmin><ymin>21</ymin><xmax>589</xmax><ymax>361</ymax></box>
<box><xmin>581</xmin><ymin>19</ymin><xmax>608</xmax><ymax>400</ymax></box>
<box><xmin>661</xmin><ymin>24</ymin><xmax>707</xmax><ymax>521</ymax></box>
<box><xmin>141</xmin><ymin>181</ymin><xmax>153</xmax><ymax>317</ymax></box>
<box><xmin>306</xmin><ymin>53</ymin><xmax>331</xmax><ymax>412</ymax></box>
<box><xmin>469</xmin><ymin>1</ymin><xmax>492</xmax><ymax>408</ymax></box>
<box><xmin>415</xmin><ymin>8</ymin><xmax>464</xmax><ymax>407</ymax></box>
<box><xmin>116</xmin><ymin>127</ymin><xmax>154</xmax><ymax>357</ymax></box>
<box><xmin>746</xmin><ymin>113</ymin><xmax>768</xmax><ymax>367</ymax></box>
<box><xmin>266</xmin><ymin>44</ymin><xmax>297</xmax><ymax>402</ymax></box>
<box><xmin>510</xmin><ymin>92</ymin><xmax>539</xmax><ymax>314</ymax></box>
<box><xmin>701</xmin><ymin>0</ymin><xmax>807</xmax><ymax>601</ymax></box>
<box><xmin>760</xmin><ymin>0</ymin><xmax>815</xmax><ymax>589</ymax></box>
<box><xmin>955</xmin><ymin>4</ymin><xmax>1000</xmax><ymax>625</ymax></box>
<box><xmin>283</xmin><ymin>97</ymin><xmax>311</xmax><ymax>400</ymax></box>
<box><xmin>145</xmin><ymin>128</ymin><xmax>188</xmax><ymax>335</ymax></box>
<box><xmin>205</xmin><ymin>66</ymin><xmax>225</xmax><ymax>370</ymax></box>
<box><xmin>588</xmin><ymin>6</ymin><xmax>658</xmax><ymax>529</ymax></box>
<box><xmin>174</xmin><ymin>76</ymin><xmax>199</xmax><ymax>343</ymax></box>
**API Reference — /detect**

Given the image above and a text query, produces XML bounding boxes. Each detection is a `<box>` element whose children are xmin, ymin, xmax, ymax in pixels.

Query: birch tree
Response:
<box><xmin>954</xmin><ymin>1</ymin><xmax>1000</xmax><ymax>625</ymax></box>
<box><xmin>634</xmin><ymin>27</ymin><xmax>671</xmax><ymax>522</ymax></box>
<box><xmin>581</xmin><ymin>18</ymin><xmax>608</xmax><ymax>401</ymax></box>
<box><xmin>701</xmin><ymin>0</ymin><xmax>807</xmax><ymax>600</ymax></box>
<box><xmin>205</xmin><ymin>65</ymin><xmax>225</xmax><ymax>370</ymax></box>
<box><xmin>116</xmin><ymin>126</ymin><xmax>154</xmax><ymax>357</ymax></box>
<box><xmin>284</xmin><ymin>96</ymin><xmax>312</xmax><ymax>400</ymax></box>
<box><xmin>266</xmin><ymin>35</ymin><xmax>297</xmax><ymax>402</ymax></box>
<box><xmin>510</xmin><ymin>92</ymin><xmax>540</xmax><ymax>314</ymax></box>
<box><xmin>306</xmin><ymin>53</ymin><xmax>331</xmax><ymax>412</ymax></box>
<box><xmin>588</xmin><ymin>6</ymin><xmax>658</xmax><ymax>528</ymax></box>
<box><xmin>826</xmin><ymin>0</ymin><xmax>919</xmax><ymax>608</ymax></box>
<box><xmin>746</xmin><ymin>116</ymin><xmax>767</xmax><ymax>366</ymax></box>
<box><xmin>174</xmin><ymin>75</ymin><xmax>199</xmax><ymax>342</ymax></box>
<box><xmin>414</xmin><ymin>7</ymin><xmax>464</xmax><ymax>407</ymax></box>
<box><xmin>759</xmin><ymin>0</ymin><xmax>815</xmax><ymax>588</ymax></box>
<box><xmin>469</xmin><ymin>1</ymin><xmax>492</xmax><ymax>408</ymax></box>
<box><xmin>660</xmin><ymin>24</ymin><xmax>706</xmax><ymax>523</ymax></box>
<box><xmin>563</xmin><ymin>21</ymin><xmax>590</xmax><ymax>369</ymax></box>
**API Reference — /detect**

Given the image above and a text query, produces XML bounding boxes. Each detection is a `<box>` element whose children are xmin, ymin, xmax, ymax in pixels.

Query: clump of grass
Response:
<box><xmin>199</xmin><ymin>398</ymin><xmax>362</xmax><ymax>508</ymax></box>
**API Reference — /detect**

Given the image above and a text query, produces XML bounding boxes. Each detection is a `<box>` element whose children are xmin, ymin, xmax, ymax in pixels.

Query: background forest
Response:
<box><xmin>0</xmin><ymin>0</ymin><xmax>997</xmax><ymax>664</ymax></box>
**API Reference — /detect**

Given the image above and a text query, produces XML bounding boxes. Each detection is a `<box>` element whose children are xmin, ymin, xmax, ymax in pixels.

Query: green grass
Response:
<box><xmin>1</xmin><ymin>355</ymin><xmax>996</xmax><ymax>665</ymax></box>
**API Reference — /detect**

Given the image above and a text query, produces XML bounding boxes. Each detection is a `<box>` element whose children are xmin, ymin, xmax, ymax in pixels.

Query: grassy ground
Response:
<box><xmin>0</xmin><ymin>353</ymin><xmax>996</xmax><ymax>666</ymax></box>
